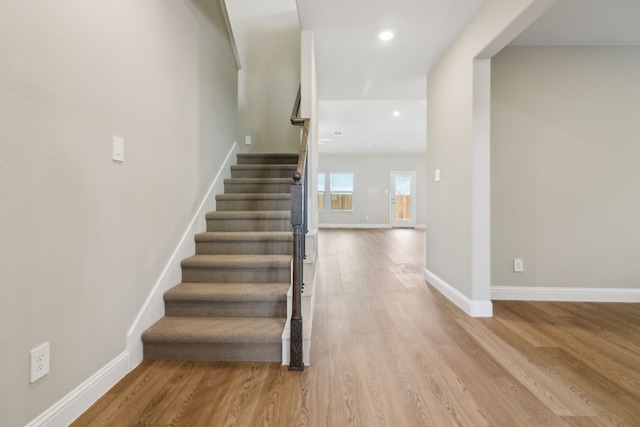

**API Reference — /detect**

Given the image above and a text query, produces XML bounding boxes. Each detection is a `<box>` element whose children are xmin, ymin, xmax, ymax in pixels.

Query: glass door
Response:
<box><xmin>390</xmin><ymin>171</ymin><xmax>416</xmax><ymax>228</ymax></box>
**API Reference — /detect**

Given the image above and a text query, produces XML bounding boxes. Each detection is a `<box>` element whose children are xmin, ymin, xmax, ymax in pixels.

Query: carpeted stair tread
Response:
<box><xmin>181</xmin><ymin>254</ymin><xmax>291</xmax><ymax>269</ymax></box>
<box><xmin>224</xmin><ymin>178</ymin><xmax>293</xmax><ymax>184</ymax></box>
<box><xmin>237</xmin><ymin>153</ymin><xmax>298</xmax><ymax>165</ymax></box>
<box><xmin>142</xmin><ymin>316</ymin><xmax>285</xmax><ymax>344</ymax></box>
<box><xmin>216</xmin><ymin>193</ymin><xmax>291</xmax><ymax>201</ymax></box>
<box><xmin>165</xmin><ymin>282</ymin><xmax>289</xmax><ymax>302</ymax></box>
<box><xmin>206</xmin><ymin>210</ymin><xmax>290</xmax><ymax>220</ymax></box>
<box><xmin>195</xmin><ymin>231</ymin><xmax>292</xmax><ymax>242</ymax></box>
<box><xmin>231</xmin><ymin>164</ymin><xmax>297</xmax><ymax>178</ymax></box>
<box><xmin>214</xmin><ymin>193</ymin><xmax>292</xmax><ymax>211</ymax></box>
<box><xmin>223</xmin><ymin>178</ymin><xmax>293</xmax><ymax>194</ymax></box>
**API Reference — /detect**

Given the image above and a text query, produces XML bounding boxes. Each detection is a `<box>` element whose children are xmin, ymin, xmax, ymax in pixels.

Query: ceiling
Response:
<box><xmin>296</xmin><ymin>0</ymin><xmax>485</xmax><ymax>155</ymax></box>
<box><xmin>295</xmin><ymin>0</ymin><xmax>640</xmax><ymax>155</ymax></box>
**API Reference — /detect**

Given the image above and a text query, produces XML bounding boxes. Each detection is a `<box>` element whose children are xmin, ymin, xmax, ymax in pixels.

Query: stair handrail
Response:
<box><xmin>289</xmin><ymin>85</ymin><xmax>309</xmax><ymax>371</ymax></box>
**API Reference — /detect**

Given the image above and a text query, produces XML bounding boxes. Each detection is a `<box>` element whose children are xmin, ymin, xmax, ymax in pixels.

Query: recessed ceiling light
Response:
<box><xmin>393</xmin><ymin>111</ymin><xmax>400</xmax><ymax>117</ymax></box>
<box><xmin>378</xmin><ymin>31</ymin><xmax>394</xmax><ymax>41</ymax></box>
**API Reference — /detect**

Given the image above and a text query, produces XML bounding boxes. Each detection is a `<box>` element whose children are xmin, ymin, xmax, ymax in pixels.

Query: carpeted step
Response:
<box><xmin>224</xmin><ymin>177</ymin><xmax>293</xmax><ymax>194</ymax></box>
<box><xmin>195</xmin><ymin>231</ymin><xmax>293</xmax><ymax>255</ymax></box>
<box><xmin>164</xmin><ymin>282</ymin><xmax>289</xmax><ymax>317</ymax></box>
<box><xmin>206</xmin><ymin>211</ymin><xmax>291</xmax><ymax>232</ymax></box>
<box><xmin>215</xmin><ymin>193</ymin><xmax>291</xmax><ymax>211</ymax></box>
<box><xmin>237</xmin><ymin>153</ymin><xmax>298</xmax><ymax>165</ymax></box>
<box><xmin>181</xmin><ymin>254</ymin><xmax>291</xmax><ymax>283</ymax></box>
<box><xmin>231</xmin><ymin>164</ymin><xmax>297</xmax><ymax>179</ymax></box>
<box><xmin>142</xmin><ymin>152</ymin><xmax>302</xmax><ymax>365</ymax></box>
<box><xmin>142</xmin><ymin>316</ymin><xmax>285</xmax><ymax>362</ymax></box>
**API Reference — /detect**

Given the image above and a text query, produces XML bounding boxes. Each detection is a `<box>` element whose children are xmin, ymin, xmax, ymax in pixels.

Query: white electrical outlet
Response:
<box><xmin>514</xmin><ymin>258</ymin><xmax>524</xmax><ymax>273</ymax></box>
<box><xmin>30</xmin><ymin>342</ymin><xmax>50</xmax><ymax>383</ymax></box>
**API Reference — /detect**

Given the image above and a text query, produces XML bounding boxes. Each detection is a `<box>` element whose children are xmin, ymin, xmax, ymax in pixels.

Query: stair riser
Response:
<box><xmin>231</xmin><ymin>168</ymin><xmax>296</xmax><ymax>179</ymax></box>
<box><xmin>165</xmin><ymin>301</ymin><xmax>287</xmax><ymax>318</ymax></box>
<box><xmin>196</xmin><ymin>241</ymin><xmax>293</xmax><ymax>255</ymax></box>
<box><xmin>182</xmin><ymin>267</ymin><xmax>290</xmax><ymax>283</ymax></box>
<box><xmin>207</xmin><ymin>219</ymin><xmax>292</xmax><ymax>232</ymax></box>
<box><xmin>144</xmin><ymin>342</ymin><xmax>282</xmax><ymax>362</ymax></box>
<box><xmin>216</xmin><ymin>199</ymin><xmax>291</xmax><ymax>211</ymax></box>
<box><xmin>237</xmin><ymin>155</ymin><xmax>298</xmax><ymax>165</ymax></box>
<box><xmin>224</xmin><ymin>183</ymin><xmax>292</xmax><ymax>194</ymax></box>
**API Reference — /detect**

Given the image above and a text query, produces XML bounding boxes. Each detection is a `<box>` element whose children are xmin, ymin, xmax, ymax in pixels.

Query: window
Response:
<box><xmin>318</xmin><ymin>173</ymin><xmax>325</xmax><ymax>210</ymax></box>
<box><xmin>330</xmin><ymin>173</ymin><xmax>354</xmax><ymax>211</ymax></box>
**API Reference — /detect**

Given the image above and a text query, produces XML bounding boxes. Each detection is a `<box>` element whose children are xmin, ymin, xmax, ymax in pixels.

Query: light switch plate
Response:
<box><xmin>113</xmin><ymin>136</ymin><xmax>124</xmax><ymax>162</ymax></box>
<box><xmin>435</xmin><ymin>169</ymin><xmax>441</xmax><ymax>182</ymax></box>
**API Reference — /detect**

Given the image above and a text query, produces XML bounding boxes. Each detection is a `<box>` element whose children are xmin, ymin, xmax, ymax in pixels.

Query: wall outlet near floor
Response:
<box><xmin>513</xmin><ymin>258</ymin><xmax>524</xmax><ymax>273</ymax></box>
<box><xmin>30</xmin><ymin>342</ymin><xmax>50</xmax><ymax>383</ymax></box>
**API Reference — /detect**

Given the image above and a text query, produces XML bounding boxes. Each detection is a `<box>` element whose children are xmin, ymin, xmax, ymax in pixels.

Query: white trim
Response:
<box><xmin>26</xmin><ymin>352</ymin><xmax>129</xmax><ymax>427</ymax></box>
<box><xmin>491</xmin><ymin>286</ymin><xmax>640</xmax><ymax>302</ymax></box>
<box><xmin>126</xmin><ymin>143</ymin><xmax>238</xmax><ymax>368</ymax></box>
<box><xmin>219</xmin><ymin>0</ymin><xmax>241</xmax><ymax>70</ymax></box>
<box><xmin>320</xmin><ymin>223</ymin><xmax>390</xmax><ymax>229</ymax></box>
<box><xmin>471</xmin><ymin>59</ymin><xmax>491</xmax><ymax>302</ymax></box>
<box><xmin>319</xmin><ymin>223</ymin><xmax>426</xmax><ymax>229</ymax></box>
<box><xmin>425</xmin><ymin>269</ymin><xmax>493</xmax><ymax>317</ymax></box>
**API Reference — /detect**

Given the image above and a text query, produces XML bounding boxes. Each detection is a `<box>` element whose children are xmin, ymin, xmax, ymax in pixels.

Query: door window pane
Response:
<box><xmin>394</xmin><ymin>176</ymin><xmax>411</xmax><ymax>220</ymax></box>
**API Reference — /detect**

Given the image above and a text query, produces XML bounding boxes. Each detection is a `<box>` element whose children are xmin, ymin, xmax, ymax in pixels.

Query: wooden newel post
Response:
<box><xmin>289</xmin><ymin>173</ymin><xmax>304</xmax><ymax>371</ymax></box>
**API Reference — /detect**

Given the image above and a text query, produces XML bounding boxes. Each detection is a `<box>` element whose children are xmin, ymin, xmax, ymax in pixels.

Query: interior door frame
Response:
<box><xmin>390</xmin><ymin>171</ymin><xmax>417</xmax><ymax>228</ymax></box>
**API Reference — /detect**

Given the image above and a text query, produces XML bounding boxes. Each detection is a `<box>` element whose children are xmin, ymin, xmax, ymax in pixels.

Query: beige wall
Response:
<box><xmin>491</xmin><ymin>46</ymin><xmax>640</xmax><ymax>289</ymax></box>
<box><xmin>426</xmin><ymin>0</ymin><xmax>555</xmax><ymax>306</ymax></box>
<box><xmin>227</xmin><ymin>0</ymin><xmax>301</xmax><ymax>154</ymax></box>
<box><xmin>318</xmin><ymin>154</ymin><xmax>427</xmax><ymax>227</ymax></box>
<box><xmin>0</xmin><ymin>1</ymin><xmax>238</xmax><ymax>425</ymax></box>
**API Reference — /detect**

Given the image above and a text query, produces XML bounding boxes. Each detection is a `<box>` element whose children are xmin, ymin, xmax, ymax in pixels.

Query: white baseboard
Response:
<box><xmin>26</xmin><ymin>352</ymin><xmax>129</xmax><ymax>427</ymax></box>
<box><xmin>319</xmin><ymin>223</ymin><xmax>426</xmax><ymax>229</ymax></box>
<box><xmin>491</xmin><ymin>286</ymin><xmax>640</xmax><ymax>302</ymax></box>
<box><xmin>126</xmin><ymin>142</ymin><xmax>238</xmax><ymax>367</ymax></box>
<box><xmin>319</xmin><ymin>223</ymin><xmax>390</xmax><ymax>229</ymax></box>
<box><xmin>424</xmin><ymin>269</ymin><xmax>493</xmax><ymax>317</ymax></box>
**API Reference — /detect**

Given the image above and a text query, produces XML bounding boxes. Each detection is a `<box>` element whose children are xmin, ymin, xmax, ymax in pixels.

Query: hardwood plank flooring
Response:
<box><xmin>72</xmin><ymin>228</ymin><xmax>640</xmax><ymax>426</ymax></box>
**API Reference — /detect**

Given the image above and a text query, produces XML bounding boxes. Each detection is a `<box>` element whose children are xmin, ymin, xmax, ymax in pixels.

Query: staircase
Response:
<box><xmin>142</xmin><ymin>153</ymin><xmax>298</xmax><ymax>362</ymax></box>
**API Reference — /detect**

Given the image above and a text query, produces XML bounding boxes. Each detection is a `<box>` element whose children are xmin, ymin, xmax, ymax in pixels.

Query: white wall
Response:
<box><xmin>425</xmin><ymin>0</ymin><xmax>555</xmax><ymax>314</ymax></box>
<box><xmin>0</xmin><ymin>1</ymin><xmax>238</xmax><ymax>425</ymax></box>
<box><xmin>318</xmin><ymin>154</ymin><xmax>427</xmax><ymax>227</ymax></box>
<box><xmin>491</xmin><ymin>46</ymin><xmax>640</xmax><ymax>290</ymax></box>
<box><xmin>227</xmin><ymin>0</ymin><xmax>301</xmax><ymax>154</ymax></box>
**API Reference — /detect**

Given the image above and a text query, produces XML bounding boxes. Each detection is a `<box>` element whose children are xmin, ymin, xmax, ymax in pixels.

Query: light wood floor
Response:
<box><xmin>73</xmin><ymin>228</ymin><xmax>640</xmax><ymax>426</ymax></box>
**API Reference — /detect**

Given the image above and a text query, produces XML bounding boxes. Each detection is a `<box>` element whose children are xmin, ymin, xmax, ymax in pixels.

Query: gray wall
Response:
<box><xmin>491</xmin><ymin>46</ymin><xmax>640</xmax><ymax>288</ymax></box>
<box><xmin>318</xmin><ymin>154</ymin><xmax>427</xmax><ymax>227</ymax></box>
<box><xmin>227</xmin><ymin>0</ymin><xmax>301</xmax><ymax>154</ymax></box>
<box><xmin>0</xmin><ymin>1</ymin><xmax>238</xmax><ymax>425</ymax></box>
<box><xmin>426</xmin><ymin>0</ymin><xmax>555</xmax><ymax>305</ymax></box>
